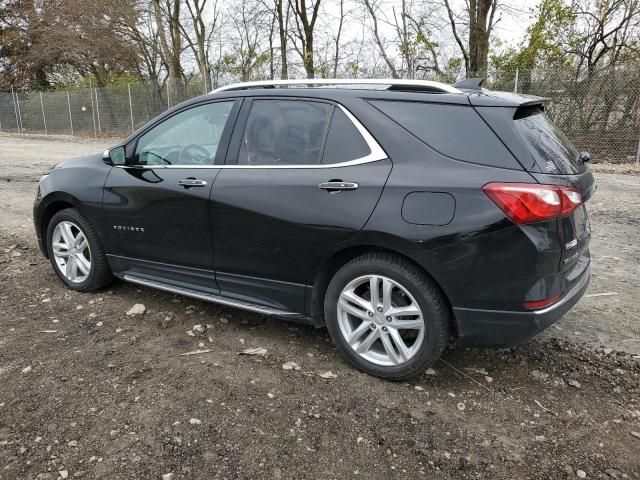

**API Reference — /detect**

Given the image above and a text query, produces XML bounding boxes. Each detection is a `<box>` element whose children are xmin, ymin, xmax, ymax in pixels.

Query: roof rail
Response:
<box><xmin>211</xmin><ymin>78</ymin><xmax>462</xmax><ymax>94</ymax></box>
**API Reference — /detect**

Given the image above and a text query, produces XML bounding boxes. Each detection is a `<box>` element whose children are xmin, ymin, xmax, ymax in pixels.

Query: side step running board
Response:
<box><xmin>123</xmin><ymin>274</ymin><xmax>299</xmax><ymax>317</ymax></box>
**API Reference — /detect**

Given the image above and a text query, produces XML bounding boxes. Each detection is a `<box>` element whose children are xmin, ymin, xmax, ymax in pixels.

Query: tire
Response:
<box><xmin>324</xmin><ymin>253</ymin><xmax>450</xmax><ymax>380</ymax></box>
<box><xmin>46</xmin><ymin>208</ymin><xmax>113</xmax><ymax>292</ymax></box>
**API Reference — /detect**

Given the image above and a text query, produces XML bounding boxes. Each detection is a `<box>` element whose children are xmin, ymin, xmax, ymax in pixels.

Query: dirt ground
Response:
<box><xmin>0</xmin><ymin>133</ymin><xmax>639</xmax><ymax>479</ymax></box>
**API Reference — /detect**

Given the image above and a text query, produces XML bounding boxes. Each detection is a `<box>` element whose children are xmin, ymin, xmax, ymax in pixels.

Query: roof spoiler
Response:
<box><xmin>453</xmin><ymin>78</ymin><xmax>484</xmax><ymax>91</ymax></box>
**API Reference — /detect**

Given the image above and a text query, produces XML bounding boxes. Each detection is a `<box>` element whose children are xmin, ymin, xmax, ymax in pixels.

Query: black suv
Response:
<box><xmin>33</xmin><ymin>79</ymin><xmax>594</xmax><ymax>380</ymax></box>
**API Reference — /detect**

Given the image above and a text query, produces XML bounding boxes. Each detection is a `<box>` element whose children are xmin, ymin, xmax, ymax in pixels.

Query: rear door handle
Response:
<box><xmin>319</xmin><ymin>181</ymin><xmax>359</xmax><ymax>191</ymax></box>
<box><xmin>178</xmin><ymin>178</ymin><xmax>207</xmax><ymax>188</ymax></box>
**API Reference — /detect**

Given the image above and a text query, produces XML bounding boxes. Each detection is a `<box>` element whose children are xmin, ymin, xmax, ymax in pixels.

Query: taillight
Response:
<box><xmin>523</xmin><ymin>294</ymin><xmax>561</xmax><ymax>310</ymax></box>
<box><xmin>482</xmin><ymin>182</ymin><xmax>582</xmax><ymax>225</ymax></box>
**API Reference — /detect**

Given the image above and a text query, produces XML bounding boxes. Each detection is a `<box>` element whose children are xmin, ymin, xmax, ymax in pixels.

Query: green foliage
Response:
<box><xmin>490</xmin><ymin>0</ymin><xmax>574</xmax><ymax>72</ymax></box>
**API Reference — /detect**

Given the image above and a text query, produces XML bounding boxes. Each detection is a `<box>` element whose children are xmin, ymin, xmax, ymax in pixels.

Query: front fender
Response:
<box><xmin>33</xmin><ymin>155</ymin><xmax>111</xmax><ymax>256</ymax></box>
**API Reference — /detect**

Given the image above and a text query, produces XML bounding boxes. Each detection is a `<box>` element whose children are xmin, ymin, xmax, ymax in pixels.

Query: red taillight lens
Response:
<box><xmin>482</xmin><ymin>183</ymin><xmax>582</xmax><ymax>225</ymax></box>
<box><xmin>523</xmin><ymin>294</ymin><xmax>561</xmax><ymax>310</ymax></box>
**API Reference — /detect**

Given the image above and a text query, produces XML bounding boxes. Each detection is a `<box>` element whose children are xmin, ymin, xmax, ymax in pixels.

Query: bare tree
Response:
<box><xmin>275</xmin><ymin>0</ymin><xmax>290</xmax><ymax>78</ymax></box>
<box><xmin>443</xmin><ymin>0</ymin><xmax>498</xmax><ymax>76</ymax></box>
<box><xmin>227</xmin><ymin>0</ymin><xmax>271</xmax><ymax>81</ymax></box>
<box><xmin>361</xmin><ymin>0</ymin><xmax>399</xmax><ymax>78</ymax></box>
<box><xmin>152</xmin><ymin>0</ymin><xmax>184</xmax><ymax>97</ymax></box>
<box><xmin>289</xmin><ymin>0</ymin><xmax>322</xmax><ymax>78</ymax></box>
<box><xmin>333</xmin><ymin>0</ymin><xmax>346</xmax><ymax>77</ymax></box>
<box><xmin>178</xmin><ymin>0</ymin><xmax>222</xmax><ymax>90</ymax></box>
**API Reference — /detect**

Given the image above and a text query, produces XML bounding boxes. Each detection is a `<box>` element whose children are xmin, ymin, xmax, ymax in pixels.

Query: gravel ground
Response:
<box><xmin>1</xmin><ymin>134</ymin><xmax>639</xmax><ymax>479</ymax></box>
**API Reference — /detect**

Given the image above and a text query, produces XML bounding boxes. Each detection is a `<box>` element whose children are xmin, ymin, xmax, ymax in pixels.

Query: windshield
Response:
<box><xmin>514</xmin><ymin>107</ymin><xmax>587</xmax><ymax>174</ymax></box>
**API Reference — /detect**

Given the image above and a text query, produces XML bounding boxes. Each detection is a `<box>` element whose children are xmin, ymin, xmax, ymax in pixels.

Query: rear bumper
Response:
<box><xmin>453</xmin><ymin>264</ymin><xmax>590</xmax><ymax>347</ymax></box>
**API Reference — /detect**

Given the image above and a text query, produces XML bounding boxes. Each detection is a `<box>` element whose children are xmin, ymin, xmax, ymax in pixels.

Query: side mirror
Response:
<box><xmin>103</xmin><ymin>146</ymin><xmax>126</xmax><ymax>166</ymax></box>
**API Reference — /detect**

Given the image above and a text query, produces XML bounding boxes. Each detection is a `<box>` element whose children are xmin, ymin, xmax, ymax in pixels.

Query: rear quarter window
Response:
<box><xmin>369</xmin><ymin>100</ymin><xmax>520</xmax><ymax>169</ymax></box>
<box><xmin>322</xmin><ymin>108</ymin><xmax>371</xmax><ymax>164</ymax></box>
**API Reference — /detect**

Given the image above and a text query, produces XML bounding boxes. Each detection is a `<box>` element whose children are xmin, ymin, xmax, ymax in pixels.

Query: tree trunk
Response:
<box><xmin>467</xmin><ymin>0</ymin><xmax>494</xmax><ymax>76</ymax></box>
<box><xmin>304</xmin><ymin>34</ymin><xmax>314</xmax><ymax>78</ymax></box>
<box><xmin>276</xmin><ymin>0</ymin><xmax>288</xmax><ymax>79</ymax></box>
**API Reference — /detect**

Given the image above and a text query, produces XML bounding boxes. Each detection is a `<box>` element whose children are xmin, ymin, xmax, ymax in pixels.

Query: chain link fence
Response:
<box><xmin>484</xmin><ymin>67</ymin><xmax>640</xmax><ymax>165</ymax></box>
<box><xmin>1</xmin><ymin>69</ymin><xmax>639</xmax><ymax>164</ymax></box>
<box><xmin>0</xmin><ymin>77</ymin><xmax>209</xmax><ymax>138</ymax></box>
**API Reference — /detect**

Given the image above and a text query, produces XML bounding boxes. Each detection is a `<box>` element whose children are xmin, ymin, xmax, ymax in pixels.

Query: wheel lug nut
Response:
<box><xmin>370</xmin><ymin>323</ymin><xmax>376</xmax><ymax>330</ymax></box>
<box><xmin>368</xmin><ymin>311</ymin><xmax>374</xmax><ymax>317</ymax></box>
<box><xmin>377</xmin><ymin>307</ymin><xmax>383</xmax><ymax>312</ymax></box>
<box><xmin>382</xmin><ymin>326</ymin><xmax>388</xmax><ymax>332</ymax></box>
<box><xmin>386</xmin><ymin>316</ymin><xmax>392</xmax><ymax>322</ymax></box>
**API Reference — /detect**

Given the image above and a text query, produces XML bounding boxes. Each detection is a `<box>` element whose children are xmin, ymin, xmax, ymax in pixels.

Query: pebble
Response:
<box><xmin>568</xmin><ymin>379</ymin><xmax>582</xmax><ymax>389</ymax></box>
<box><xmin>530</xmin><ymin>370</ymin><xmax>549</xmax><ymax>380</ymax></box>
<box><xmin>126</xmin><ymin>304</ymin><xmax>146</xmax><ymax>316</ymax></box>
<box><xmin>96</xmin><ymin>322</ymin><xmax>103</xmax><ymax>327</ymax></box>
<box><xmin>160</xmin><ymin>315</ymin><xmax>173</xmax><ymax>329</ymax></box>
<box><xmin>425</xmin><ymin>368</ymin><xmax>436</xmax><ymax>375</ymax></box>
<box><xmin>576</xmin><ymin>470</ymin><xmax>586</xmax><ymax>479</ymax></box>
<box><xmin>67</xmin><ymin>440</ymin><xmax>78</xmax><ymax>447</ymax></box>
<box><xmin>192</xmin><ymin>324</ymin><xmax>205</xmax><ymax>334</ymax></box>
<box><xmin>22</xmin><ymin>365</ymin><xmax>32</xmax><ymax>374</ymax></box>
<box><xmin>189</xmin><ymin>418</ymin><xmax>201</xmax><ymax>425</ymax></box>
<box><xmin>631</xmin><ymin>431</ymin><xmax>640</xmax><ymax>439</ymax></box>
<box><xmin>457</xmin><ymin>402</ymin><xmax>466</xmax><ymax>411</ymax></box>
<box><xmin>162</xmin><ymin>474</ymin><xmax>174</xmax><ymax>480</ymax></box>
<box><xmin>485</xmin><ymin>376</ymin><xmax>493</xmax><ymax>383</ymax></box>
<box><xmin>59</xmin><ymin>470</ymin><xmax>69</xmax><ymax>479</ymax></box>
<box><xmin>414</xmin><ymin>386</ymin><xmax>424</xmax><ymax>391</ymax></box>
<box><xmin>282</xmin><ymin>361</ymin><xmax>301</xmax><ymax>370</ymax></box>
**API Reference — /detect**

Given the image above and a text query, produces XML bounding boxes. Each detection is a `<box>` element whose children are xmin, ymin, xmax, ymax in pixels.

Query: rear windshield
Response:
<box><xmin>370</xmin><ymin>100</ymin><xmax>520</xmax><ymax>169</ymax></box>
<box><xmin>514</xmin><ymin>107</ymin><xmax>586</xmax><ymax>174</ymax></box>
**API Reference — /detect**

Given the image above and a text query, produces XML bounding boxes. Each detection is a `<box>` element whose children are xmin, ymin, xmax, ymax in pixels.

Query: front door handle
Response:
<box><xmin>319</xmin><ymin>181</ymin><xmax>359</xmax><ymax>192</ymax></box>
<box><xmin>178</xmin><ymin>178</ymin><xmax>207</xmax><ymax>188</ymax></box>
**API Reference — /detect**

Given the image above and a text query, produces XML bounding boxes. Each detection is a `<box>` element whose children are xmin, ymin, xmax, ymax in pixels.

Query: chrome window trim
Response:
<box><xmin>115</xmin><ymin>104</ymin><xmax>388</xmax><ymax>170</ymax></box>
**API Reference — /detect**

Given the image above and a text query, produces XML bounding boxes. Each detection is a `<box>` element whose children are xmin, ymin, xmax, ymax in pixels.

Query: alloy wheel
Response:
<box><xmin>51</xmin><ymin>221</ymin><xmax>92</xmax><ymax>283</ymax></box>
<box><xmin>337</xmin><ymin>275</ymin><xmax>425</xmax><ymax>366</ymax></box>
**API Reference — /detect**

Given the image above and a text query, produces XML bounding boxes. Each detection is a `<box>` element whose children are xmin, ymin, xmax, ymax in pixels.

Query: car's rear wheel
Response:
<box><xmin>324</xmin><ymin>253</ymin><xmax>450</xmax><ymax>380</ymax></box>
<box><xmin>46</xmin><ymin>208</ymin><xmax>113</xmax><ymax>291</ymax></box>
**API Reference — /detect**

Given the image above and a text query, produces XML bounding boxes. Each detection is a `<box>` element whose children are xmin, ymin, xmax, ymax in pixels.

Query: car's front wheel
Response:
<box><xmin>324</xmin><ymin>253</ymin><xmax>450</xmax><ymax>380</ymax></box>
<box><xmin>46</xmin><ymin>208</ymin><xmax>113</xmax><ymax>292</ymax></box>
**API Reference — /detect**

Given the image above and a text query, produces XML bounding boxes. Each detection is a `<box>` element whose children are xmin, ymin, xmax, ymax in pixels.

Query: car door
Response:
<box><xmin>210</xmin><ymin>98</ymin><xmax>392</xmax><ymax>312</ymax></box>
<box><xmin>102</xmin><ymin>99</ymin><xmax>240</xmax><ymax>291</ymax></box>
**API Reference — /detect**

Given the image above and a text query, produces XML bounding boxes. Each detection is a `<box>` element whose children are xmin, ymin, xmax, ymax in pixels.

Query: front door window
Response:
<box><xmin>134</xmin><ymin>101</ymin><xmax>235</xmax><ymax>167</ymax></box>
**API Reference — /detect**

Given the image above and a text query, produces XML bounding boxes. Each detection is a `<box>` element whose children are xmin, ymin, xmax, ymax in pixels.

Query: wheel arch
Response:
<box><xmin>38</xmin><ymin>193</ymin><xmax>83</xmax><ymax>258</ymax></box>
<box><xmin>307</xmin><ymin>243</ymin><xmax>456</xmax><ymax>339</ymax></box>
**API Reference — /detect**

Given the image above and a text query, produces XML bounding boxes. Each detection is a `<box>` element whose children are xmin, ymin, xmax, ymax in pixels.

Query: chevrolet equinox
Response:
<box><xmin>33</xmin><ymin>78</ymin><xmax>594</xmax><ymax>380</ymax></box>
